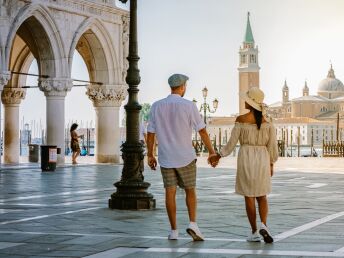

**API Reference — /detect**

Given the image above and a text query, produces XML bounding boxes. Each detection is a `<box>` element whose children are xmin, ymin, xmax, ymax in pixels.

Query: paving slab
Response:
<box><xmin>0</xmin><ymin>159</ymin><xmax>344</xmax><ymax>257</ymax></box>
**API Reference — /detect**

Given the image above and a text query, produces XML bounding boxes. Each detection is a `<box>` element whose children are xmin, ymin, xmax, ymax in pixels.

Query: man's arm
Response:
<box><xmin>147</xmin><ymin>132</ymin><xmax>157</xmax><ymax>170</ymax></box>
<box><xmin>198</xmin><ymin>128</ymin><xmax>216</xmax><ymax>155</ymax></box>
<box><xmin>143</xmin><ymin>133</ymin><xmax>147</xmax><ymax>144</ymax></box>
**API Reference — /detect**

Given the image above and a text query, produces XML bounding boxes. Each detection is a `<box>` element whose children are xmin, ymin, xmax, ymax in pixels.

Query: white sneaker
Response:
<box><xmin>246</xmin><ymin>230</ymin><xmax>261</xmax><ymax>242</ymax></box>
<box><xmin>168</xmin><ymin>229</ymin><xmax>179</xmax><ymax>240</ymax></box>
<box><xmin>259</xmin><ymin>223</ymin><xmax>274</xmax><ymax>243</ymax></box>
<box><xmin>186</xmin><ymin>222</ymin><xmax>204</xmax><ymax>241</ymax></box>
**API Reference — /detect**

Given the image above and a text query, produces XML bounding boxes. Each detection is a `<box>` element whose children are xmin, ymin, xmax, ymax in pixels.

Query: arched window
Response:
<box><xmin>241</xmin><ymin>55</ymin><xmax>247</xmax><ymax>64</ymax></box>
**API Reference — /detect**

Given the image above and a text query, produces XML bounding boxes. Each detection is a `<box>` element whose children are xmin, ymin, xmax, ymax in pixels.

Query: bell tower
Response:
<box><xmin>303</xmin><ymin>81</ymin><xmax>309</xmax><ymax>96</ymax></box>
<box><xmin>238</xmin><ymin>12</ymin><xmax>260</xmax><ymax>114</ymax></box>
<box><xmin>283</xmin><ymin>80</ymin><xmax>289</xmax><ymax>103</ymax></box>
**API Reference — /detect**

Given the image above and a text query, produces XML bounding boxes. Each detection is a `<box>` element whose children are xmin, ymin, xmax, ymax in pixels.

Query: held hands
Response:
<box><xmin>208</xmin><ymin>153</ymin><xmax>220</xmax><ymax>168</ymax></box>
<box><xmin>148</xmin><ymin>155</ymin><xmax>157</xmax><ymax>170</ymax></box>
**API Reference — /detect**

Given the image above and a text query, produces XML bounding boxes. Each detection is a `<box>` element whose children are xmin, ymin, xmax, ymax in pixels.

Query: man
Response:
<box><xmin>147</xmin><ymin>73</ymin><xmax>216</xmax><ymax>241</ymax></box>
<box><xmin>139</xmin><ymin>121</ymin><xmax>147</xmax><ymax>144</ymax></box>
<box><xmin>139</xmin><ymin>121</ymin><xmax>149</xmax><ymax>155</ymax></box>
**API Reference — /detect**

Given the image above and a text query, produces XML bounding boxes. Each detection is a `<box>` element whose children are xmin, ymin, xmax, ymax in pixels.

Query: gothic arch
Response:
<box><xmin>68</xmin><ymin>17</ymin><xmax>120</xmax><ymax>84</ymax></box>
<box><xmin>5</xmin><ymin>4</ymin><xmax>66</xmax><ymax>79</ymax></box>
<box><xmin>7</xmin><ymin>36</ymin><xmax>33</xmax><ymax>88</ymax></box>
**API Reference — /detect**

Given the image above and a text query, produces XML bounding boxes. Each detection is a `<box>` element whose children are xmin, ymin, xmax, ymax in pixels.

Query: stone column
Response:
<box><xmin>0</xmin><ymin>72</ymin><xmax>11</xmax><ymax>165</ymax></box>
<box><xmin>1</xmin><ymin>87</ymin><xmax>26</xmax><ymax>164</ymax></box>
<box><xmin>86</xmin><ymin>84</ymin><xmax>127</xmax><ymax>163</ymax></box>
<box><xmin>39</xmin><ymin>78</ymin><xmax>72</xmax><ymax>164</ymax></box>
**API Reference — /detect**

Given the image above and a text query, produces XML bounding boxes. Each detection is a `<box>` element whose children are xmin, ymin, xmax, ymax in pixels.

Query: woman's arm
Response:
<box><xmin>208</xmin><ymin>123</ymin><xmax>240</xmax><ymax>167</ymax></box>
<box><xmin>219</xmin><ymin>123</ymin><xmax>240</xmax><ymax>157</ymax></box>
<box><xmin>267</xmin><ymin>123</ymin><xmax>278</xmax><ymax>164</ymax></box>
<box><xmin>71</xmin><ymin>131</ymin><xmax>78</xmax><ymax>140</ymax></box>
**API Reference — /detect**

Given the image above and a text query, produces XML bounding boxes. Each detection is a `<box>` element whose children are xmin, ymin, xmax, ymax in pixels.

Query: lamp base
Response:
<box><xmin>108</xmin><ymin>181</ymin><xmax>156</xmax><ymax>210</ymax></box>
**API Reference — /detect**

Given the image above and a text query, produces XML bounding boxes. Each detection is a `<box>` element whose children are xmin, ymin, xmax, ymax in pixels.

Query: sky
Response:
<box><xmin>17</xmin><ymin>0</ymin><xmax>344</xmax><ymax>132</ymax></box>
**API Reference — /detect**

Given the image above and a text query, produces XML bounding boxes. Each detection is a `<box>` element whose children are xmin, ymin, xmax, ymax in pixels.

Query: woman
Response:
<box><xmin>70</xmin><ymin>123</ymin><xmax>82</xmax><ymax>164</ymax></box>
<box><xmin>209</xmin><ymin>87</ymin><xmax>278</xmax><ymax>243</ymax></box>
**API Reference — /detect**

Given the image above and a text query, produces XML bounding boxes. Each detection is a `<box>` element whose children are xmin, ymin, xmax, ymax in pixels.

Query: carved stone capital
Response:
<box><xmin>38</xmin><ymin>78</ymin><xmax>73</xmax><ymax>97</ymax></box>
<box><xmin>1</xmin><ymin>87</ymin><xmax>26</xmax><ymax>105</ymax></box>
<box><xmin>0</xmin><ymin>72</ymin><xmax>11</xmax><ymax>91</ymax></box>
<box><xmin>86</xmin><ymin>84</ymin><xmax>128</xmax><ymax>107</ymax></box>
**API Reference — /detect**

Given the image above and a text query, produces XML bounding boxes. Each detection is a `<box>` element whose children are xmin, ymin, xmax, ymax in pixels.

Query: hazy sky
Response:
<box><xmin>18</xmin><ymin>0</ymin><xmax>344</xmax><ymax>131</ymax></box>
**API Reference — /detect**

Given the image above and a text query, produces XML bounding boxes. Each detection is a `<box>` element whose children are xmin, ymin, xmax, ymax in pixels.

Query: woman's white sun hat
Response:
<box><xmin>240</xmin><ymin>87</ymin><xmax>271</xmax><ymax>120</ymax></box>
<box><xmin>239</xmin><ymin>86</ymin><xmax>265</xmax><ymax>112</ymax></box>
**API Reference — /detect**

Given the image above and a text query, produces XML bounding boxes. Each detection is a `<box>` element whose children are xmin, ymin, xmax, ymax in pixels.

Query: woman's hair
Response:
<box><xmin>253</xmin><ymin>109</ymin><xmax>263</xmax><ymax>130</ymax></box>
<box><xmin>246</xmin><ymin>102</ymin><xmax>263</xmax><ymax>129</ymax></box>
<box><xmin>70</xmin><ymin>123</ymin><xmax>78</xmax><ymax>132</ymax></box>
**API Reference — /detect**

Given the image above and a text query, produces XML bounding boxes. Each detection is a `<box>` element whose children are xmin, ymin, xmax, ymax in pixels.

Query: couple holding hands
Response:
<box><xmin>147</xmin><ymin>74</ymin><xmax>278</xmax><ymax>243</ymax></box>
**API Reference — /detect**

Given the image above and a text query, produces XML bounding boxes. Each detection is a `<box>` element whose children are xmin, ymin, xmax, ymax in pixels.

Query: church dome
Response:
<box><xmin>318</xmin><ymin>65</ymin><xmax>344</xmax><ymax>93</ymax></box>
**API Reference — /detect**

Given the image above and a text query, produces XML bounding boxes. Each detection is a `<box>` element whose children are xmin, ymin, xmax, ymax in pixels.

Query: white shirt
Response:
<box><xmin>139</xmin><ymin>122</ymin><xmax>147</xmax><ymax>141</ymax></box>
<box><xmin>147</xmin><ymin>94</ymin><xmax>205</xmax><ymax>168</ymax></box>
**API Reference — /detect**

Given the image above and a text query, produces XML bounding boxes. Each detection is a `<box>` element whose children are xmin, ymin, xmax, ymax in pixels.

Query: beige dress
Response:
<box><xmin>220</xmin><ymin>122</ymin><xmax>279</xmax><ymax>197</ymax></box>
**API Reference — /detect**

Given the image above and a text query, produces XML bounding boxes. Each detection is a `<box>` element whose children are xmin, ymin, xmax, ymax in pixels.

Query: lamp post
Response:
<box><xmin>109</xmin><ymin>0</ymin><xmax>155</xmax><ymax>210</ymax></box>
<box><xmin>192</xmin><ymin>87</ymin><xmax>218</xmax><ymax>153</ymax></box>
<box><xmin>192</xmin><ymin>86</ymin><xmax>218</xmax><ymax>124</ymax></box>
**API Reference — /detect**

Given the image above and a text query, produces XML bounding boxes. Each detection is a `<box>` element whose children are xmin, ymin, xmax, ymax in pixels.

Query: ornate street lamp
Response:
<box><xmin>202</xmin><ymin>87</ymin><xmax>208</xmax><ymax>98</ymax></box>
<box><xmin>109</xmin><ymin>0</ymin><xmax>155</xmax><ymax>210</ymax></box>
<box><xmin>193</xmin><ymin>87</ymin><xmax>218</xmax><ymax>154</ymax></box>
<box><xmin>198</xmin><ymin>86</ymin><xmax>218</xmax><ymax>124</ymax></box>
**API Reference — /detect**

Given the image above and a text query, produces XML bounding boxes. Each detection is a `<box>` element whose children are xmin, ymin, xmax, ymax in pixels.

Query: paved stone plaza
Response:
<box><xmin>0</xmin><ymin>158</ymin><xmax>344</xmax><ymax>257</ymax></box>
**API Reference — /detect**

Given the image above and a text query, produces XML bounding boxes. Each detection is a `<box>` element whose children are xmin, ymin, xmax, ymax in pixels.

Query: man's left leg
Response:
<box><xmin>185</xmin><ymin>187</ymin><xmax>203</xmax><ymax>241</ymax></box>
<box><xmin>178</xmin><ymin>160</ymin><xmax>204</xmax><ymax>241</ymax></box>
<box><xmin>185</xmin><ymin>188</ymin><xmax>197</xmax><ymax>222</ymax></box>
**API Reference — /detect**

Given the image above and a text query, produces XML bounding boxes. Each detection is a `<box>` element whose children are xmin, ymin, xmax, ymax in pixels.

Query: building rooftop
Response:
<box><xmin>316</xmin><ymin>111</ymin><xmax>340</xmax><ymax>119</ymax></box>
<box><xmin>208</xmin><ymin>116</ymin><xmax>236</xmax><ymax>126</ymax></box>
<box><xmin>291</xmin><ymin>95</ymin><xmax>328</xmax><ymax>102</ymax></box>
<box><xmin>269</xmin><ymin>101</ymin><xmax>283</xmax><ymax>108</ymax></box>
<box><xmin>274</xmin><ymin>117</ymin><xmax>335</xmax><ymax>125</ymax></box>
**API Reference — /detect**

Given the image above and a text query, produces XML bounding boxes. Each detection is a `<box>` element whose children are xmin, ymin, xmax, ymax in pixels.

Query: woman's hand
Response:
<box><xmin>270</xmin><ymin>163</ymin><xmax>274</xmax><ymax>177</ymax></box>
<box><xmin>208</xmin><ymin>153</ymin><xmax>220</xmax><ymax>168</ymax></box>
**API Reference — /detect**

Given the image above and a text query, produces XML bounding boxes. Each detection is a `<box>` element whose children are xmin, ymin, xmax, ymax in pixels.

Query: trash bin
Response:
<box><xmin>28</xmin><ymin>144</ymin><xmax>39</xmax><ymax>162</ymax></box>
<box><xmin>40</xmin><ymin>145</ymin><xmax>58</xmax><ymax>172</ymax></box>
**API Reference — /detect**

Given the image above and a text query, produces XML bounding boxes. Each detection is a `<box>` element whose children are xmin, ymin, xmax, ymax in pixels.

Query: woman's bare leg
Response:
<box><xmin>256</xmin><ymin>196</ymin><xmax>268</xmax><ymax>225</ymax></box>
<box><xmin>245</xmin><ymin>196</ymin><xmax>257</xmax><ymax>233</ymax></box>
<box><xmin>74</xmin><ymin>150</ymin><xmax>80</xmax><ymax>163</ymax></box>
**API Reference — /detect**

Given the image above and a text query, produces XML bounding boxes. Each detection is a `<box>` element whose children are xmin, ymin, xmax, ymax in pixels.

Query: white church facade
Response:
<box><xmin>269</xmin><ymin>65</ymin><xmax>344</xmax><ymax>122</ymax></box>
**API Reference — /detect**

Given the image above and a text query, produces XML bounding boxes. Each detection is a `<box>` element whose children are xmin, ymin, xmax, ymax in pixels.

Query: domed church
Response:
<box><xmin>269</xmin><ymin>65</ymin><xmax>344</xmax><ymax>121</ymax></box>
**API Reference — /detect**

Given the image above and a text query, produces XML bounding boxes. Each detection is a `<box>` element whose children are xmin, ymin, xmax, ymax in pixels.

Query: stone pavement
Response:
<box><xmin>0</xmin><ymin>158</ymin><xmax>344</xmax><ymax>257</ymax></box>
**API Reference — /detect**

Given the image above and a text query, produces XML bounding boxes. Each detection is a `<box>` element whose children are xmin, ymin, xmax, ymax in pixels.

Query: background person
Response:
<box><xmin>70</xmin><ymin>123</ymin><xmax>83</xmax><ymax>164</ymax></box>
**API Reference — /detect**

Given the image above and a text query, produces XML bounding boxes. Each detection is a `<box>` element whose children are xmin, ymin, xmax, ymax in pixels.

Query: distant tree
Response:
<box><xmin>140</xmin><ymin>103</ymin><xmax>151</xmax><ymax>122</ymax></box>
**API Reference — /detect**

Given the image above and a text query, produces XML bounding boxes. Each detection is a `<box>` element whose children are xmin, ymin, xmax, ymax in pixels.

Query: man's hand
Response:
<box><xmin>270</xmin><ymin>163</ymin><xmax>274</xmax><ymax>177</ymax></box>
<box><xmin>148</xmin><ymin>156</ymin><xmax>157</xmax><ymax>170</ymax></box>
<box><xmin>208</xmin><ymin>153</ymin><xmax>220</xmax><ymax>168</ymax></box>
<box><xmin>147</xmin><ymin>132</ymin><xmax>157</xmax><ymax>170</ymax></box>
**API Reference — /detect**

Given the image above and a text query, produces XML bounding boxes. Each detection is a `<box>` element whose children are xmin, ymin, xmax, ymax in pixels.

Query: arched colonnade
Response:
<box><xmin>0</xmin><ymin>0</ymin><xmax>129</xmax><ymax>164</ymax></box>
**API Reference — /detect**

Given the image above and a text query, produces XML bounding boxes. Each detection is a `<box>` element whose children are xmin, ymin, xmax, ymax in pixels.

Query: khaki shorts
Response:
<box><xmin>160</xmin><ymin>160</ymin><xmax>197</xmax><ymax>189</ymax></box>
